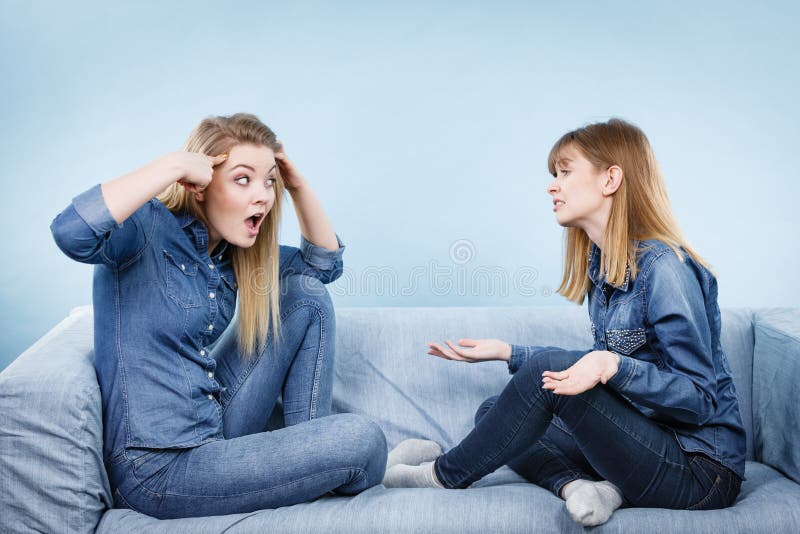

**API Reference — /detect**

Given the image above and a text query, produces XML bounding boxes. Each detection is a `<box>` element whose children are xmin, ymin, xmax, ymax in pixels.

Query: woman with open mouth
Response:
<box><xmin>51</xmin><ymin>113</ymin><xmax>387</xmax><ymax>519</ymax></box>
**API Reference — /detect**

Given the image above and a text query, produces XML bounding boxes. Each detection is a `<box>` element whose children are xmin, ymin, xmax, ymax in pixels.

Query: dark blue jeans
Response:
<box><xmin>435</xmin><ymin>350</ymin><xmax>741</xmax><ymax>510</ymax></box>
<box><xmin>107</xmin><ymin>275</ymin><xmax>387</xmax><ymax>519</ymax></box>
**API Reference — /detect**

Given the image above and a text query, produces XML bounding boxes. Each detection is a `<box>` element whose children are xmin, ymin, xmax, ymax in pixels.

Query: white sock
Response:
<box><xmin>382</xmin><ymin>461</ymin><xmax>444</xmax><ymax>488</ymax></box>
<box><xmin>562</xmin><ymin>479</ymin><xmax>623</xmax><ymax>526</ymax></box>
<box><xmin>386</xmin><ymin>439</ymin><xmax>443</xmax><ymax>469</ymax></box>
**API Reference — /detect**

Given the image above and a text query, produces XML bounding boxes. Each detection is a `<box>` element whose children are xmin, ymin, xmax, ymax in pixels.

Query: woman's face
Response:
<box><xmin>547</xmin><ymin>145</ymin><xmax>609</xmax><ymax>231</ymax></box>
<box><xmin>199</xmin><ymin>143</ymin><xmax>277</xmax><ymax>252</ymax></box>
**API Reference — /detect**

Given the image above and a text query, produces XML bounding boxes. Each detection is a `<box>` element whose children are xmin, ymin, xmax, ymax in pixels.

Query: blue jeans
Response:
<box><xmin>107</xmin><ymin>275</ymin><xmax>387</xmax><ymax>519</ymax></box>
<box><xmin>436</xmin><ymin>349</ymin><xmax>741</xmax><ymax>510</ymax></box>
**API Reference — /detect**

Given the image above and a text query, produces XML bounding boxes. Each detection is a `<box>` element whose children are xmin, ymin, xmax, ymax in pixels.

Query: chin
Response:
<box><xmin>225</xmin><ymin>234</ymin><xmax>258</xmax><ymax>249</ymax></box>
<box><xmin>554</xmin><ymin>215</ymin><xmax>571</xmax><ymax>227</ymax></box>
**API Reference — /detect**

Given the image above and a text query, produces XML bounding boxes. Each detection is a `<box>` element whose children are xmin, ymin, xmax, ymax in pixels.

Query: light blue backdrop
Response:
<box><xmin>2</xmin><ymin>1</ymin><xmax>798</xmax><ymax>371</ymax></box>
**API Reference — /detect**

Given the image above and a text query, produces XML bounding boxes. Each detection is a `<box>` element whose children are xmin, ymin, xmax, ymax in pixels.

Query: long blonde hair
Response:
<box><xmin>158</xmin><ymin>113</ymin><xmax>283</xmax><ymax>357</ymax></box>
<box><xmin>549</xmin><ymin>118</ymin><xmax>711</xmax><ymax>304</ymax></box>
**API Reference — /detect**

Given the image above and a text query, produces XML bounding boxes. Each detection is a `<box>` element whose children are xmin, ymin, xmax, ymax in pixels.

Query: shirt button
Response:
<box><xmin>218</xmin><ymin>255</ymin><xmax>223</xmax><ymax>261</ymax></box>
<box><xmin>180</xmin><ymin>264</ymin><xmax>186</xmax><ymax>271</ymax></box>
<box><xmin>208</xmin><ymin>324</ymin><xmax>214</xmax><ymax>331</ymax></box>
<box><xmin>207</xmin><ymin>394</ymin><xmax>213</xmax><ymax>400</ymax></box>
<box><xmin>208</xmin><ymin>372</ymin><xmax>214</xmax><ymax>378</ymax></box>
<box><xmin>208</xmin><ymin>264</ymin><xmax>215</xmax><ymax>270</ymax></box>
<box><xmin>199</xmin><ymin>349</ymin><xmax>206</xmax><ymax>356</ymax></box>
<box><xmin>209</xmin><ymin>292</ymin><xmax>215</xmax><ymax>299</ymax></box>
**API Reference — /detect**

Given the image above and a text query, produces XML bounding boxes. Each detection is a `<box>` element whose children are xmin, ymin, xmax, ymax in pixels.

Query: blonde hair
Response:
<box><xmin>548</xmin><ymin>118</ymin><xmax>711</xmax><ymax>304</ymax></box>
<box><xmin>158</xmin><ymin>113</ymin><xmax>283</xmax><ymax>357</ymax></box>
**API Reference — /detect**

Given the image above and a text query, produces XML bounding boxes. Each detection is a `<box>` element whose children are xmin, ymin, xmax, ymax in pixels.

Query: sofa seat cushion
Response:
<box><xmin>95</xmin><ymin>462</ymin><xmax>799</xmax><ymax>533</ymax></box>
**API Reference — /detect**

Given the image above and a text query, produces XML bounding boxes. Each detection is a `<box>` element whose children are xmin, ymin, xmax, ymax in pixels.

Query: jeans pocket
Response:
<box><xmin>128</xmin><ymin>448</ymin><xmax>159</xmax><ymax>467</ymax></box>
<box><xmin>113</xmin><ymin>487</ymin><xmax>141</xmax><ymax>513</ymax></box>
<box><xmin>687</xmin><ymin>455</ymin><xmax>731</xmax><ymax>510</ymax></box>
<box><xmin>687</xmin><ymin>473</ymin><xmax>723</xmax><ymax>510</ymax></box>
<box><xmin>130</xmin><ymin>449</ymin><xmax>178</xmax><ymax>497</ymax></box>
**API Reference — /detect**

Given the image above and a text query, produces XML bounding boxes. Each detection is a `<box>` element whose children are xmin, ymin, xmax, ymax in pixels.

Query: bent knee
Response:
<box><xmin>519</xmin><ymin>349</ymin><xmax>583</xmax><ymax>378</ymax></box>
<box><xmin>280</xmin><ymin>275</ymin><xmax>334</xmax><ymax>315</ymax></box>
<box><xmin>335</xmin><ymin>414</ymin><xmax>387</xmax><ymax>483</ymax></box>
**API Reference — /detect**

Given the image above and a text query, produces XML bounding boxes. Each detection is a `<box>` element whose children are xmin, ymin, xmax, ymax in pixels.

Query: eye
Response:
<box><xmin>235</xmin><ymin>175</ymin><xmax>249</xmax><ymax>185</ymax></box>
<box><xmin>265</xmin><ymin>177</ymin><xmax>276</xmax><ymax>188</ymax></box>
<box><xmin>559</xmin><ymin>169</ymin><xmax>570</xmax><ymax>176</ymax></box>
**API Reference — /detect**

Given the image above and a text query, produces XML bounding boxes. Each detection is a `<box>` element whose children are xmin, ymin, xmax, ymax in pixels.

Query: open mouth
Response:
<box><xmin>245</xmin><ymin>213</ymin><xmax>264</xmax><ymax>235</ymax></box>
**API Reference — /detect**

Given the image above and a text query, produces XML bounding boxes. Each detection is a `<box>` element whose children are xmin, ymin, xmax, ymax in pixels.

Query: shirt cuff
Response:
<box><xmin>508</xmin><ymin>344</ymin><xmax>534</xmax><ymax>375</ymax></box>
<box><xmin>299</xmin><ymin>234</ymin><xmax>345</xmax><ymax>270</ymax></box>
<box><xmin>607</xmin><ymin>353</ymin><xmax>637</xmax><ymax>390</ymax></box>
<box><xmin>72</xmin><ymin>184</ymin><xmax>120</xmax><ymax>236</ymax></box>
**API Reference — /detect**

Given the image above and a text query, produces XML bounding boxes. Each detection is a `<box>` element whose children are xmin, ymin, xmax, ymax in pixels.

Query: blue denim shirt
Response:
<box><xmin>51</xmin><ymin>184</ymin><xmax>345</xmax><ymax>460</ymax></box>
<box><xmin>509</xmin><ymin>240</ymin><xmax>746</xmax><ymax>479</ymax></box>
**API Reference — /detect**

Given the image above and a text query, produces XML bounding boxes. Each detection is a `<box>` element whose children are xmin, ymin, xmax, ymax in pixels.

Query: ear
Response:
<box><xmin>193</xmin><ymin>189</ymin><xmax>205</xmax><ymax>202</ymax></box>
<box><xmin>602</xmin><ymin>165</ymin><xmax>623</xmax><ymax>196</ymax></box>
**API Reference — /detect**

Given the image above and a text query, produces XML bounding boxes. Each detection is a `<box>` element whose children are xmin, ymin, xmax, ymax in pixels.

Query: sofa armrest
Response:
<box><xmin>0</xmin><ymin>305</ymin><xmax>110</xmax><ymax>534</ymax></box>
<box><xmin>753</xmin><ymin>307</ymin><xmax>800</xmax><ymax>484</ymax></box>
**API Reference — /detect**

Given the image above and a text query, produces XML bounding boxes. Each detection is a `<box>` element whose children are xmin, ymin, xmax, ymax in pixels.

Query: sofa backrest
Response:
<box><xmin>0</xmin><ymin>305</ymin><xmax>108</xmax><ymax>534</ymax></box>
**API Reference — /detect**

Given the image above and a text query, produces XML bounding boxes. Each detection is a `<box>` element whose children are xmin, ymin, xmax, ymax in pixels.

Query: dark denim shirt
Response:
<box><xmin>51</xmin><ymin>184</ymin><xmax>344</xmax><ymax>460</ymax></box>
<box><xmin>509</xmin><ymin>240</ymin><xmax>746</xmax><ymax>479</ymax></box>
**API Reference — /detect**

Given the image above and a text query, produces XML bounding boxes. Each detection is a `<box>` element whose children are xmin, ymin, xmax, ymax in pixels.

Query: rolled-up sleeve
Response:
<box><xmin>72</xmin><ymin>184</ymin><xmax>120</xmax><ymax>236</ymax></box>
<box><xmin>51</xmin><ymin>184</ymin><xmax>155</xmax><ymax>267</ymax></box>
<box><xmin>279</xmin><ymin>234</ymin><xmax>345</xmax><ymax>284</ymax></box>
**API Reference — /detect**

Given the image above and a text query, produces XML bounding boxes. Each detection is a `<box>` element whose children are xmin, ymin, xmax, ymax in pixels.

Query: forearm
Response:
<box><xmin>288</xmin><ymin>182</ymin><xmax>339</xmax><ymax>250</ymax></box>
<box><xmin>101</xmin><ymin>157</ymin><xmax>181</xmax><ymax>224</ymax></box>
<box><xmin>607</xmin><ymin>353</ymin><xmax>715</xmax><ymax>425</ymax></box>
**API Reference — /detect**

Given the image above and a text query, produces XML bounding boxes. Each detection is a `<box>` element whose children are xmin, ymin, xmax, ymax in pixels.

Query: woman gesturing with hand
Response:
<box><xmin>427</xmin><ymin>339</ymin><xmax>512</xmax><ymax>363</ymax></box>
<box><xmin>384</xmin><ymin>119</ymin><xmax>746</xmax><ymax>529</ymax></box>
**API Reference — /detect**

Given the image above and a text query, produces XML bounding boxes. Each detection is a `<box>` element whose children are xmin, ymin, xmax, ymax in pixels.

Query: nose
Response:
<box><xmin>547</xmin><ymin>178</ymin><xmax>559</xmax><ymax>196</ymax></box>
<box><xmin>253</xmin><ymin>181</ymin><xmax>273</xmax><ymax>204</ymax></box>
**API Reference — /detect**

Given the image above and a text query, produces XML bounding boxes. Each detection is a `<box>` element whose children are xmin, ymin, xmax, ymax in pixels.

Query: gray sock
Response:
<box><xmin>562</xmin><ymin>479</ymin><xmax>623</xmax><ymax>526</ymax></box>
<box><xmin>382</xmin><ymin>461</ymin><xmax>444</xmax><ymax>488</ymax></box>
<box><xmin>386</xmin><ymin>439</ymin><xmax>443</xmax><ymax>469</ymax></box>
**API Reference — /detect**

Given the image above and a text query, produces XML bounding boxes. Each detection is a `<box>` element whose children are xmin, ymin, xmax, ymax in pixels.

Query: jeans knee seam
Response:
<box><xmin>309</xmin><ymin>305</ymin><xmax>326</xmax><ymax>420</ymax></box>
<box><xmin>281</xmin><ymin>300</ymin><xmax>328</xmax><ymax>420</ymax></box>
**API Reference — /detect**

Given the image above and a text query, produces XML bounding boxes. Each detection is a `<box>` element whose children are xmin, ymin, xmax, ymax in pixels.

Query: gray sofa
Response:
<box><xmin>1</xmin><ymin>305</ymin><xmax>799</xmax><ymax>533</ymax></box>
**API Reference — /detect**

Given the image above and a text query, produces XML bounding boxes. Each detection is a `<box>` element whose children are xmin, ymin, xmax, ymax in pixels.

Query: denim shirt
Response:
<box><xmin>508</xmin><ymin>240</ymin><xmax>746</xmax><ymax>479</ymax></box>
<box><xmin>51</xmin><ymin>184</ymin><xmax>345</xmax><ymax>460</ymax></box>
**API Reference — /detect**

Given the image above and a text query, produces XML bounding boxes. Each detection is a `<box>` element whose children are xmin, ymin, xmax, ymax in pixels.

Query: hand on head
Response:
<box><xmin>177</xmin><ymin>152</ymin><xmax>229</xmax><ymax>193</ymax></box>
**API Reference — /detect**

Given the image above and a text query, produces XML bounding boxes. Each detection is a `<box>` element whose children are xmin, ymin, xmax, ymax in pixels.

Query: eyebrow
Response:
<box><xmin>556</xmin><ymin>158</ymin><xmax>573</xmax><ymax>167</ymax></box>
<box><xmin>229</xmin><ymin>163</ymin><xmax>277</xmax><ymax>174</ymax></box>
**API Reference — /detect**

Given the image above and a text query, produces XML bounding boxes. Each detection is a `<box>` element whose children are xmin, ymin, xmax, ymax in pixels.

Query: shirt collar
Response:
<box><xmin>176</xmin><ymin>211</ymin><xmax>228</xmax><ymax>256</ymax></box>
<box><xmin>588</xmin><ymin>242</ymin><xmax>634</xmax><ymax>292</ymax></box>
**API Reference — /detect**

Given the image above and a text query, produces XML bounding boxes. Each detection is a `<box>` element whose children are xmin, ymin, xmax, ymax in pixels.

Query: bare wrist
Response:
<box><xmin>501</xmin><ymin>342</ymin><xmax>512</xmax><ymax>362</ymax></box>
<box><xmin>608</xmin><ymin>351</ymin><xmax>620</xmax><ymax>377</ymax></box>
<box><xmin>285</xmin><ymin>176</ymin><xmax>310</xmax><ymax>194</ymax></box>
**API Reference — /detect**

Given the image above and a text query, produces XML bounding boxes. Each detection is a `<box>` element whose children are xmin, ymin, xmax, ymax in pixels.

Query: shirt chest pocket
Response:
<box><xmin>164</xmin><ymin>250</ymin><xmax>201</xmax><ymax>308</ymax></box>
<box><xmin>605</xmin><ymin>327</ymin><xmax>647</xmax><ymax>355</ymax></box>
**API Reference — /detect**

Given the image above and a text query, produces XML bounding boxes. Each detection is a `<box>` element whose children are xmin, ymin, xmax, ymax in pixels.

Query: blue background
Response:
<box><xmin>2</xmin><ymin>1</ymin><xmax>798</xmax><ymax>371</ymax></box>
